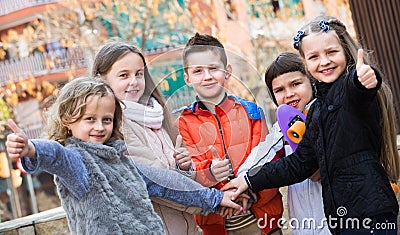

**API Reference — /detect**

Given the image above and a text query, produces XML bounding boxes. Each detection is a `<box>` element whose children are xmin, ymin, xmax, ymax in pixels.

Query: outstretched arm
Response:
<box><xmin>6</xmin><ymin>119</ymin><xmax>89</xmax><ymax>200</ymax></box>
<box><xmin>134</xmin><ymin>162</ymin><xmax>242</xmax><ymax>214</ymax></box>
<box><xmin>222</xmin><ymin>123</ymin><xmax>319</xmax><ymax>200</ymax></box>
<box><xmin>237</xmin><ymin>123</ymin><xmax>284</xmax><ymax>177</ymax></box>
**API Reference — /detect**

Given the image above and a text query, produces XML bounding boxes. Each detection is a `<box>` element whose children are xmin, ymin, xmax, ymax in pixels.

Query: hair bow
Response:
<box><xmin>319</xmin><ymin>20</ymin><xmax>330</xmax><ymax>32</ymax></box>
<box><xmin>293</xmin><ymin>30</ymin><xmax>305</xmax><ymax>48</ymax></box>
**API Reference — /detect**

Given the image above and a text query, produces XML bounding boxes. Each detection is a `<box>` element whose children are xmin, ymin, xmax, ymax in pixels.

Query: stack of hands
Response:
<box><xmin>173</xmin><ymin>138</ymin><xmax>254</xmax><ymax>218</ymax></box>
<box><xmin>217</xmin><ymin>188</ymin><xmax>252</xmax><ymax>218</ymax></box>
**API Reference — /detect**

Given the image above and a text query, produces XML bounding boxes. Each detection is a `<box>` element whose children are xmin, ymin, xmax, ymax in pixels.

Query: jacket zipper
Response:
<box><xmin>214</xmin><ymin>114</ymin><xmax>235</xmax><ymax>180</ymax></box>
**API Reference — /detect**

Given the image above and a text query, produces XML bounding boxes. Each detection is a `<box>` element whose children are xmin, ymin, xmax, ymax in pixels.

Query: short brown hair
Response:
<box><xmin>265</xmin><ymin>52</ymin><xmax>310</xmax><ymax>106</ymax></box>
<box><xmin>182</xmin><ymin>33</ymin><xmax>227</xmax><ymax>72</ymax></box>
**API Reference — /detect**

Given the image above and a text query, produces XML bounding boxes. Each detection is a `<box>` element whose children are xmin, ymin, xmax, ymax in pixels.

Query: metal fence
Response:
<box><xmin>0</xmin><ymin>47</ymin><xmax>87</xmax><ymax>85</ymax></box>
<box><xmin>0</xmin><ymin>0</ymin><xmax>57</xmax><ymax>16</ymax></box>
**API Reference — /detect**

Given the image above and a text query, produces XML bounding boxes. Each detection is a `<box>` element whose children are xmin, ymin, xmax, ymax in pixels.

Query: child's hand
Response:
<box><xmin>356</xmin><ymin>49</ymin><xmax>378</xmax><ymax>89</ymax></box>
<box><xmin>219</xmin><ymin>191</ymin><xmax>251</xmax><ymax>218</ymax></box>
<box><xmin>6</xmin><ymin>119</ymin><xmax>36</xmax><ymax>159</ymax></box>
<box><xmin>218</xmin><ymin>206</ymin><xmax>233</xmax><ymax>218</ymax></box>
<box><xmin>173</xmin><ymin>135</ymin><xmax>192</xmax><ymax>171</ymax></box>
<box><xmin>220</xmin><ymin>176</ymin><xmax>249</xmax><ymax>200</ymax></box>
<box><xmin>219</xmin><ymin>190</ymin><xmax>243</xmax><ymax>216</ymax></box>
<box><xmin>209</xmin><ymin>146</ymin><xmax>230</xmax><ymax>182</ymax></box>
<box><xmin>235</xmin><ymin>192</ymin><xmax>252</xmax><ymax>214</ymax></box>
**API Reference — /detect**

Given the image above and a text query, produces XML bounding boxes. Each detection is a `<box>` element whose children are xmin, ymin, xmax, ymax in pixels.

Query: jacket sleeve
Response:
<box><xmin>247</xmin><ymin>119</ymin><xmax>319</xmax><ymax>192</ymax></box>
<box><xmin>347</xmin><ymin>68</ymin><xmax>382</xmax><ymax>110</ymax></box>
<box><xmin>150</xmin><ymin>197</ymin><xmax>204</xmax><ymax>214</ymax></box>
<box><xmin>21</xmin><ymin>139</ymin><xmax>90</xmax><ymax>200</ymax></box>
<box><xmin>237</xmin><ymin>123</ymin><xmax>283</xmax><ymax>177</ymax></box>
<box><xmin>134</xmin><ymin>162</ymin><xmax>222</xmax><ymax>214</ymax></box>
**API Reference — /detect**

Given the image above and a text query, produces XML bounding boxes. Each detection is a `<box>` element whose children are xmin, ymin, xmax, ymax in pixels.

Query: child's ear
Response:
<box><xmin>225</xmin><ymin>64</ymin><xmax>232</xmax><ymax>80</ymax></box>
<box><xmin>184</xmin><ymin>73</ymin><xmax>192</xmax><ymax>86</ymax></box>
<box><xmin>62</xmin><ymin>124</ymin><xmax>72</xmax><ymax>136</ymax></box>
<box><xmin>62</xmin><ymin>118</ymin><xmax>71</xmax><ymax>129</ymax></box>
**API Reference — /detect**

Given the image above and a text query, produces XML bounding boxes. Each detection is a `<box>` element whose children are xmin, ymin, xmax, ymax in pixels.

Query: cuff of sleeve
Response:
<box><xmin>209</xmin><ymin>162</ymin><xmax>216</xmax><ymax>179</ymax></box>
<box><xmin>244</xmin><ymin>173</ymin><xmax>253</xmax><ymax>190</ymax></box>
<box><xmin>21</xmin><ymin>157</ymin><xmax>38</xmax><ymax>174</ymax></box>
<box><xmin>176</xmin><ymin>163</ymin><xmax>195</xmax><ymax>177</ymax></box>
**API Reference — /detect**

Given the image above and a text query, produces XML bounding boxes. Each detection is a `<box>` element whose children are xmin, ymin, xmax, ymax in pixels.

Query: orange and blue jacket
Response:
<box><xmin>177</xmin><ymin>94</ymin><xmax>283</xmax><ymax>235</ymax></box>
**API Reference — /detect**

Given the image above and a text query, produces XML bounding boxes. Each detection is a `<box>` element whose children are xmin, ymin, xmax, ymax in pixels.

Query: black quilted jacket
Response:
<box><xmin>248</xmin><ymin>69</ymin><xmax>398</xmax><ymax>234</ymax></box>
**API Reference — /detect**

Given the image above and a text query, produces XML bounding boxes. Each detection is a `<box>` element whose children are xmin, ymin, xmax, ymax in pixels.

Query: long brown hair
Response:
<box><xmin>92</xmin><ymin>39</ymin><xmax>178</xmax><ymax>144</ymax></box>
<box><xmin>294</xmin><ymin>15</ymin><xmax>400</xmax><ymax>182</ymax></box>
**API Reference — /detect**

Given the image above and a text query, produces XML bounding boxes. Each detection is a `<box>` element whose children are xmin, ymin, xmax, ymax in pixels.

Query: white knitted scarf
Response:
<box><xmin>123</xmin><ymin>97</ymin><xmax>164</xmax><ymax>129</ymax></box>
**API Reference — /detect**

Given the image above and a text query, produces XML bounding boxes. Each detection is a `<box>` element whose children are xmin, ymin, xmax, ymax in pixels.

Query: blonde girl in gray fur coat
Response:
<box><xmin>5</xmin><ymin>76</ymin><xmax>244</xmax><ymax>235</ymax></box>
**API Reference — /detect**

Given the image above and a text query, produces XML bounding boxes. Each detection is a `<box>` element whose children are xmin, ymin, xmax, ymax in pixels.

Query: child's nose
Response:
<box><xmin>204</xmin><ymin>69</ymin><xmax>213</xmax><ymax>78</ymax></box>
<box><xmin>129</xmin><ymin>77</ymin><xmax>138</xmax><ymax>86</ymax></box>
<box><xmin>285</xmin><ymin>89</ymin><xmax>295</xmax><ymax>97</ymax></box>
<box><xmin>320</xmin><ymin>56</ymin><xmax>331</xmax><ymax>65</ymax></box>
<box><xmin>95</xmin><ymin>122</ymin><xmax>105</xmax><ymax>130</ymax></box>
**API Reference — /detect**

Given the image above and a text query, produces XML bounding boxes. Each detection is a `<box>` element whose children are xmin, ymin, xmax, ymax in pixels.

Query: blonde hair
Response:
<box><xmin>92</xmin><ymin>39</ymin><xmax>178</xmax><ymax>145</ymax></box>
<box><xmin>295</xmin><ymin>15</ymin><xmax>400</xmax><ymax>182</ymax></box>
<box><xmin>46</xmin><ymin>76</ymin><xmax>123</xmax><ymax>145</ymax></box>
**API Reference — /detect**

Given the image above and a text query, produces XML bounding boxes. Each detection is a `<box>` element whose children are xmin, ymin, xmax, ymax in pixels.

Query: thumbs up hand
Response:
<box><xmin>356</xmin><ymin>49</ymin><xmax>378</xmax><ymax>89</ymax></box>
<box><xmin>209</xmin><ymin>146</ymin><xmax>230</xmax><ymax>182</ymax></box>
<box><xmin>6</xmin><ymin>119</ymin><xmax>36</xmax><ymax>159</ymax></box>
<box><xmin>173</xmin><ymin>135</ymin><xmax>192</xmax><ymax>171</ymax></box>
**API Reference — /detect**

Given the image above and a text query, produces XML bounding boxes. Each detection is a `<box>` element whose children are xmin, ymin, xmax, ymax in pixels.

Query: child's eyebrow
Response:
<box><xmin>273</xmin><ymin>85</ymin><xmax>283</xmax><ymax>91</ymax></box>
<box><xmin>188</xmin><ymin>63</ymin><xmax>222</xmax><ymax>67</ymax></box>
<box><xmin>291</xmin><ymin>77</ymin><xmax>303</xmax><ymax>82</ymax></box>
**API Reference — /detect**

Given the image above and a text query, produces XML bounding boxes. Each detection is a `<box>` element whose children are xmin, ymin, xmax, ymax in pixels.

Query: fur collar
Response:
<box><xmin>65</xmin><ymin>137</ymin><xmax>126</xmax><ymax>160</ymax></box>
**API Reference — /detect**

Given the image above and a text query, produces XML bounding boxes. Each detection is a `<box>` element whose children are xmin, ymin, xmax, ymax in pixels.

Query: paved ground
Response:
<box><xmin>280</xmin><ymin>186</ymin><xmax>291</xmax><ymax>235</ymax></box>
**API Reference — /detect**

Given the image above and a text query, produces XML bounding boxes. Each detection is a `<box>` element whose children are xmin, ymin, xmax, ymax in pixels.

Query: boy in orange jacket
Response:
<box><xmin>176</xmin><ymin>33</ymin><xmax>283</xmax><ymax>235</ymax></box>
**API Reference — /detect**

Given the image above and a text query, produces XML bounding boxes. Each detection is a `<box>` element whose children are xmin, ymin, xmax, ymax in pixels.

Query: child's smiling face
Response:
<box><xmin>105</xmin><ymin>52</ymin><xmax>146</xmax><ymax>102</ymax></box>
<box><xmin>272</xmin><ymin>71</ymin><xmax>313</xmax><ymax>112</ymax></box>
<box><xmin>184</xmin><ymin>50</ymin><xmax>231</xmax><ymax>105</ymax></box>
<box><xmin>66</xmin><ymin>95</ymin><xmax>115</xmax><ymax>144</ymax></box>
<box><xmin>301</xmin><ymin>31</ymin><xmax>347</xmax><ymax>84</ymax></box>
